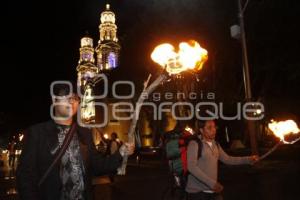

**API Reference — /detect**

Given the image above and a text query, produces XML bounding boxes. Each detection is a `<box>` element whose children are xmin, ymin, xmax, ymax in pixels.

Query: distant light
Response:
<box><xmin>104</xmin><ymin>134</ymin><xmax>109</xmax><ymax>139</ymax></box>
<box><xmin>185</xmin><ymin>126</ymin><xmax>194</xmax><ymax>135</ymax></box>
<box><xmin>15</xmin><ymin>150</ymin><xmax>22</xmax><ymax>155</ymax></box>
<box><xmin>2</xmin><ymin>150</ymin><xmax>8</xmax><ymax>154</ymax></box>
<box><xmin>19</xmin><ymin>134</ymin><xmax>24</xmax><ymax>141</ymax></box>
<box><xmin>256</xmin><ymin>109</ymin><xmax>262</xmax><ymax>115</ymax></box>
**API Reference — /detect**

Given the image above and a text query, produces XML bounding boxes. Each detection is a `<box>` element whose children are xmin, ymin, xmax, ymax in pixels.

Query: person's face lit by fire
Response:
<box><xmin>200</xmin><ymin>120</ymin><xmax>217</xmax><ymax>141</ymax></box>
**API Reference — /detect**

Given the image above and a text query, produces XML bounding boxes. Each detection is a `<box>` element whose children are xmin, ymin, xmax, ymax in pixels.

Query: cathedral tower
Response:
<box><xmin>96</xmin><ymin>4</ymin><xmax>121</xmax><ymax>71</ymax></box>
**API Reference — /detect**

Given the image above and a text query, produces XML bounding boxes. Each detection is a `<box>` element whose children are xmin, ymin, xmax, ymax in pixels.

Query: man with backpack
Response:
<box><xmin>186</xmin><ymin>120</ymin><xmax>259</xmax><ymax>200</ymax></box>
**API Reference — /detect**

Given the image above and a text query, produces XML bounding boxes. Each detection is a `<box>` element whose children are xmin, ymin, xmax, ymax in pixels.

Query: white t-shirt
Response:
<box><xmin>206</xmin><ymin>141</ymin><xmax>213</xmax><ymax>148</ymax></box>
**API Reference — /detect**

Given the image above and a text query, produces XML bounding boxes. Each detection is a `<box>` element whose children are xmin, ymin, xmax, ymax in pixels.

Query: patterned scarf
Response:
<box><xmin>57</xmin><ymin>125</ymin><xmax>86</xmax><ymax>200</ymax></box>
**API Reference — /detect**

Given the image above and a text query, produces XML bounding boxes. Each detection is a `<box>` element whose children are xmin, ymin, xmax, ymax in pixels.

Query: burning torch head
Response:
<box><xmin>151</xmin><ymin>40</ymin><xmax>208</xmax><ymax>76</ymax></box>
<box><xmin>268</xmin><ymin>120</ymin><xmax>300</xmax><ymax>144</ymax></box>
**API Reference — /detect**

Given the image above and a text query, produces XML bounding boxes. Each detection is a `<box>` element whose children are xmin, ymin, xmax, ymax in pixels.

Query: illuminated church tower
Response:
<box><xmin>76</xmin><ymin>4</ymin><xmax>121</xmax><ymax>124</ymax></box>
<box><xmin>76</xmin><ymin>36</ymin><xmax>97</xmax><ymax>123</ymax></box>
<box><xmin>77</xmin><ymin>37</ymin><xmax>99</xmax><ymax>86</ymax></box>
<box><xmin>96</xmin><ymin>4</ymin><xmax>121</xmax><ymax>71</ymax></box>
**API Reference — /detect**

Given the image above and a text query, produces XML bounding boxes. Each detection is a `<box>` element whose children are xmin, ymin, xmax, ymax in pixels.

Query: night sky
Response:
<box><xmin>1</xmin><ymin>0</ymin><xmax>300</xmax><ymax>133</ymax></box>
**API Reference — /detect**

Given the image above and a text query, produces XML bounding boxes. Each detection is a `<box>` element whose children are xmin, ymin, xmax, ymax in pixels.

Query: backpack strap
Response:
<box><xmin>186</xmin><ymin>136</ymin><xmax>203</xmax><ymax>159</ymax></box>
<box><xmin>187</xmin><ymin>137</ymin><xmax>221</xmax><ymax>159</ymax></box>
<box><xmin>195</xmin><ymin>137</ymin><xmax>202</xmax><ymax>159</ymax></box>
<box><xmin>38</xmin><ymin>123</ymin><xmax>76</xmax><ymax>186</ymax></box>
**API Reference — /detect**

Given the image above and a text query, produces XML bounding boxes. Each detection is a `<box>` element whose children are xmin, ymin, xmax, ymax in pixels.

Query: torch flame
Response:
<box><xmin>150</xmin><ymin>44</ymin><xmax>177</xmax><ymax>67</ymax></box>
<box><xmin>151</xmin><ymin>40</ymin><xmax>208</xmax><ymax>75</ymax></box>
<box><xmin>268</xmin><ymin>120</ymin><xmax>300</xmax><ymax>144</ymax></box>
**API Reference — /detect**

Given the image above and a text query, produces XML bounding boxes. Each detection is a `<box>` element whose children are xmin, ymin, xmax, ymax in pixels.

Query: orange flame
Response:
<box><xmin>151</xmin><ymin>40</ymin><xmax>208</xmax><ymax>75</ymax></box>
<box><xmin>268</xmin><ymin>120</ymin><xmax>300</xmax><ymax>143</ymax></box>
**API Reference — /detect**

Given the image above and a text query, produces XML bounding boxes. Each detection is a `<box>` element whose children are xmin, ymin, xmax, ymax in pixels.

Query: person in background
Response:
<box><xmin>110</xmin><ymin>132</ymin><xmax>122</xmax><ymax>155</ymax></box>
<box><xmin>186</xmin><ymin>119</ymin><xmax>259</xmax><ymax>200</ymax></box>
<box><xmin>108</xmin><ymin>132</ymin><xmax>122</xmax><ymax>183</ymax></box>
<box><xmin>8</xmin><ymin>142</ymin><xmax>16</xmax><ymax>168</ymax></box>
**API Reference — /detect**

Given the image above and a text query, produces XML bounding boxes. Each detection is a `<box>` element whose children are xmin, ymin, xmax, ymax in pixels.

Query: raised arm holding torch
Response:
<box><xmin>118</xmin><ymin>40</ymin><xmax>208</xmax><ymax>175</ymax></box>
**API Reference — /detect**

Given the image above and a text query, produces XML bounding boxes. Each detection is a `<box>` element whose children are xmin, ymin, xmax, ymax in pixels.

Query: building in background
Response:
<box><xmin>96</xmin><ymin>4</ymin><xmax>121</xmax><ymax>71</ymax></box>
<box><xmin>77</xmin><ymin>4</ymin><xmax>121</xmax><ymax>124</ymax></box>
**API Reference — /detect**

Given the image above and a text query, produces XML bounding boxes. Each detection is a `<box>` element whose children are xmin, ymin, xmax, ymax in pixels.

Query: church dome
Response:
<box><xmin>100</xmin><ymin>4</ymin><xmax>116</xmax><ymax>24</ymax></box>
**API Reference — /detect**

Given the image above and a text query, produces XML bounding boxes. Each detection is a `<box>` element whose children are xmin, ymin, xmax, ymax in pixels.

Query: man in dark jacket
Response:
<box><xmin>16</xmin><ymin>83</ymin><xmax>134</xmax><ymax>200</ymax></box>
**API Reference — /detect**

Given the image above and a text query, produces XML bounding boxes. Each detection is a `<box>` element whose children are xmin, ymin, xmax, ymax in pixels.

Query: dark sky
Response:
<box><xmin>1</xmin><ymin>0</ymin><xmax>300</xmax><ymax>131</ymax></box>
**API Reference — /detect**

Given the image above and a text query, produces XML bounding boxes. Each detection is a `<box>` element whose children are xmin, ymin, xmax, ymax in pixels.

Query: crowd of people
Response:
<box><xmin>15</xmin><ymin>83</ymin><xmax>259</xmax><ymax>200</ymax></box>
<box><xmin>96</xmin><ymin>132</ymin><xmax>123</xmax><ymax>157</ymax></box>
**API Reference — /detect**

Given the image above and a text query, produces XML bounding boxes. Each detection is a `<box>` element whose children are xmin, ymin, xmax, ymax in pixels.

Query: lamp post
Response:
<box><xmin>237</xmin><ymin>0</ymin><xmax>258</xmax><ymax>154</ymax></box>
<box><xmin>238</xmin><ymin>0</ymin><xmax>252</xmax><ymax>100</ymax></box>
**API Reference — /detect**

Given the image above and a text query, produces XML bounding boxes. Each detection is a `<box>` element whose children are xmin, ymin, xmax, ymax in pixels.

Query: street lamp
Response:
<box><xmin>230</xmin><ymin>0</ymin><xmax>258</xmax><ymax>154</ymax></box>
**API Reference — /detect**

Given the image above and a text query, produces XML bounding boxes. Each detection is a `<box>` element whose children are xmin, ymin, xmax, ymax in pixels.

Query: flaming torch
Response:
<box><xmin>151</xmin><ymin>40</ymin><xmax>208</xmax><ymax>75</ymax></box>
<box><xmin>117</xmin><ymin>40</ymin><xmax>208</xmax><ymax>175</ymax></box>
<box><xmin>256</xmin><ymin>120</ymin><xmax>300</xmax><ymax>162</ymax></box>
